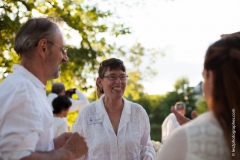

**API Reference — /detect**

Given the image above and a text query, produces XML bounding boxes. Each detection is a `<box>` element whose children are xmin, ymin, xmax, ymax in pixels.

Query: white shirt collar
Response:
<box><xmin>95</xmin><ymin>95</ymin><xmax>131</xmax><ymax>133</ymax></box>
<box><xmin>12</xmin><ymin>64</ymin><xmax>46</xmax><ymax>90</ymax></box>
<box><xmin>96</xmin><ymin>94</ymin><xmax>131</xmax><ymax>115</ymax></box>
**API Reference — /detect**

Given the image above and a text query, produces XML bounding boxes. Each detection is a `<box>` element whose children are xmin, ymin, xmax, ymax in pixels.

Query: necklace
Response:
<box><xmin>104</xmin><ymin>99</ymin><xmax>123</xmax><ymax>113</ymax></box>
<box><xmin>106</xmin><ymin>106</ymin><xmax>123</xmax><ymax>113</ymax></box>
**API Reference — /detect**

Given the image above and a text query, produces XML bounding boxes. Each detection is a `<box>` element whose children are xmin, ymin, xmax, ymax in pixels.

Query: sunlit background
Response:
<box><xmin>1</xmin><ymin>0</ymin><xmax>240</xmax><ymax>141</ymax></box>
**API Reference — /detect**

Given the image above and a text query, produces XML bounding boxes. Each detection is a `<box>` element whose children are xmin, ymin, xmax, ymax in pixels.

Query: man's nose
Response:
<box><xmin>62</xmin><ymin>54</ymin><xmax>69</xmax><ymax>62</ymax></box>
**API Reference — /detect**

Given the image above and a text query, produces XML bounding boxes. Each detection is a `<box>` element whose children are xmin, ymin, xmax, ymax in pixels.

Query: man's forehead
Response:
<box><xmin>54</xmin><ymin>27</ymin><xmax>66</xmax><ymax>45</ymax></box>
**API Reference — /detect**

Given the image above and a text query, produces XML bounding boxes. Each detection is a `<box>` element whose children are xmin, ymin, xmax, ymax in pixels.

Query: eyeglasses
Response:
<box><xmin>47</xmin><ymin>41</ymin><xmax>68</xmax><ymax>55</ymax></box>
<box><xmin>103</xmin><ymin>74</ymin><xmax>129</xmax><ymax>81</ymax></box>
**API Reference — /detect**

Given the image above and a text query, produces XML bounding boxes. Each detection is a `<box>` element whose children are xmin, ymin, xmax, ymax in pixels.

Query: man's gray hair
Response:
<box><xmin>14</xmin><ymin>17</ymin><xmax>61</xmax><ymax>58</ymax></box>
<box><xmin>174</xmin><ymin>102</ymin><xmax>186</xmax><ymax>110</ymax></box>
<box><xmin>52</xmin><ymin>82</ymin><xmax>65</xmax><ymax>94</ymax></box>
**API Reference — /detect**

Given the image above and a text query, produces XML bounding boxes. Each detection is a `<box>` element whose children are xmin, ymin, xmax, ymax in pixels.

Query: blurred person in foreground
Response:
<box><xmin>156</xmin><ymin>35</ymin><xmax>240</xmax><ymax>160</ymax></box>
<box><xmin>73</xmin><ymin>58</ymin><xmax>156</xmax><ymax>160</ymax></box>
<box><xmin>48</xmin><ymin>82</ymin><xmax>89</xmax><ymax>112</ymax></box>
<box><xmin>161</xmin><ymin>102</ymin><xmax>186</xmax><ymax>144</ymax></box>
<box><xmin>0</xmin><ymin>17</ymin><xmax>88</xmax><ymax>160</ymax></box>
<box><xmin>52</xmin><ymin>95</ymin><xmax>72</xmax><ymax>138</ymax></box>
<box><xmin>171</xmin><ymin>31</ymin><xmax>240</xmax><ymax>125</ymax></box>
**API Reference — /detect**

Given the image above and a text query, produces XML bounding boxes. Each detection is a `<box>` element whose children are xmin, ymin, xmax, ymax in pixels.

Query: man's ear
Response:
<box><xmin>36</xmin><ymin>39</ymin><xmax>48</xmax><ymax>58</ymax></box>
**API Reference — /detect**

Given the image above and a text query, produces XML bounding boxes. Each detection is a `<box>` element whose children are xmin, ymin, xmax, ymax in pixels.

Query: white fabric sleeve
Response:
<box><xmin>140</xmin><ymin>110</ymin><xmax>156</xmax><ymax>160</ymax></box>
<box><xmin>47</xmin><ymin>93</ymin><xmax>58</xmax><ymax>111</ymax></box>
<box><xmin>0</xmin><ymin>85</ymin><xmax>43</xmax><ymax>159</ymax></box>
<box><xmin>162</xmin><ymin>114</ymin><xmax>180</xmax><ymax>143</ymax></box>
<box><xmin>156</xmin><ymin>127</ymin><xmax>187</xmax><ymax>160</ymax></box>
<box><xmin>69</xmin><ymin>90</ymin><xmax>89</xmax><ymax>112</ymax></box>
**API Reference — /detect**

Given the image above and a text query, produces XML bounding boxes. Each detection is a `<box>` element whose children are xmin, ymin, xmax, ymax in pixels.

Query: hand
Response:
<box><xmin>66</xmin><ymin>88</ymin><xmax>76</xmax><ymax>98</ymax></box>
<box><xmin>171</xmin><ymin>107</ymin><xmax>198</xmax><ymax>125</ymax></box>
<box><xmin>66</xmin><ymin>88</ymin><xmax>76</xmax><ymax>93</ymax></box>
<box><xmin>54</xmin><ymin>132</ymin><xmax>73</xmax><ymax>149</ymax></box>
<box><xmin>191</xmin><ymin>110</ymin><xmax>198</xmax><ymax>119</ymax></box>
<box><xmin>62</xmin><ymin>132</ymin><xmax>88</xmax><ymax>159</ymax></box>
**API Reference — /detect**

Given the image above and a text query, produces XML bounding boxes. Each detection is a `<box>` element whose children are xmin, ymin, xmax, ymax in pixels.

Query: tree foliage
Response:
<box><xmin>0</xmin><ymin>0</ymin><xmax>130</xmax><ymax>88</ymax></box>
<box><xmin>148</xmin><ymin>77</ymin><xmax>197</xmax><ymax>141</ymax></box>
<box><xmin>195</xmin><ymin>97</ymin><xmax>208</xmax><ymax>114</ymax></box>
<box><xmin>1</xmin><ymin>0</ymin><xmax>164</xmax><ymax>93</ymax></box>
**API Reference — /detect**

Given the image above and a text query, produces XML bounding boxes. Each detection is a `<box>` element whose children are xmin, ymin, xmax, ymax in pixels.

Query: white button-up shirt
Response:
<box><xmin>53</xmin><ymin>117</ymin><xmax>68</xmax><ymax>138</ymax></box>
<box><xmin>73</xmin><ymin>95</ymin><xmax>156</xmax><ymax>160</ymax></box>
<box><xmin>157</xmin><ymin>112</ymin><xmax>230</xmax><ymax>160</ymax></box>
<box><xmin>0</xmin><ymin>65</ymin><xmax>54</xmax><ymax>159</ymax></box>
<box><xmin>161</xmin><ymin>113</ymin><xmax>180</xmax><ymax>143</ymax></box>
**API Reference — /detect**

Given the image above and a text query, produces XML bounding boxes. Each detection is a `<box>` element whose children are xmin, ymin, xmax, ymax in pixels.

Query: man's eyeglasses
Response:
<box><xmin>103</xmin><ymin>74</ymin><xmax>129</xmax><ymax>81</ymax></box>
<box><xmin>47</xmin><ymin>41</ymin><xmax>68</xmax><ymax>55</ymax></box>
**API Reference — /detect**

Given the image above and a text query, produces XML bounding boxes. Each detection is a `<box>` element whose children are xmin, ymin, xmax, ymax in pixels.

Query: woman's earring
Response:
<box><xmin>100</xmin><ymin>88</ymin><xmax>104</xmax><ymax>94</ymax></box>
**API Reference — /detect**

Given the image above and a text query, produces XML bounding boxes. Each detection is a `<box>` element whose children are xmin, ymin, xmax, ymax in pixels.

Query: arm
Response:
<box><xmin>69</xmin><ymin>90</ymin><xmax>89</xmax><ymax>112</ymax></box>
<box><xmin>47</xmin><ymin>93</ymin><xmax>58</xmax><ymax>110</ymax></box>
<box><xmin>171</xmin><ymin>107</ymin><xmax>198</xmax><ymax>125</ymax></box>
<box><xmin>21</xmin><ymin>148</ymin><xmax>72</xmax><ymax>160</ymax></box>
<box><xmin>22</xmin><ymin>132</ymin><xmax>88</xmax><ymax>160</ymax></box>
<box><xmin>0</xmin><ymin>83</ymin><xmax>88</xmax><ymax>160</ymax></box>
<box><xmin>0</xmin><ymin>85</ymin><xmax>44</xmax><ymax>159</ymax></box>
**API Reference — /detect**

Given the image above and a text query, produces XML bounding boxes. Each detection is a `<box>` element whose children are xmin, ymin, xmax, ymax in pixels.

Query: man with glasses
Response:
<box><xmin>0</xmin><ymin>17</ymin><xmax>88</xmax><ymax>160</ymax></box>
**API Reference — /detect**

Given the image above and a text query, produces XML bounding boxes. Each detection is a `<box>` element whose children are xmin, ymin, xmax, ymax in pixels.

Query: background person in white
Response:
<box><xmin>52</xmin><ymin>95</ymin><xmax>72</xmax><ymax>138</ymax></box>
<box><xmin>161</xmin><ymin>102</ymin><xmax>186</xmax><ymax>144</ymax></box>
<box><xmin>0</xmin><ymin>17</ymin><xmax>88</xmax><ymax>160</ymax></box>
<box><xmin>48</xmin><ymin>82</ymin><xmax>89</xmax><ymax>112</ymax></box>
<box><xmin>73</xmin><ymin>58</ymin><xmax>156</xmax><ymax>160</ymax></box>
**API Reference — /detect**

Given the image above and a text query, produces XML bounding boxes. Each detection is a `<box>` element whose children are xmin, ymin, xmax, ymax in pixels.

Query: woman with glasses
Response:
<box><xmin>73</xmin><ymin>58</ymin><xmax>156</xmax><ymax>160</ymax></box>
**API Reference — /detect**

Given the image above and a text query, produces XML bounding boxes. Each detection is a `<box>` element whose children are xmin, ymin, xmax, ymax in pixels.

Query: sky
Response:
<box><xmin>66</xmin><ymin>0</ymin><xmax>240</xmax><ymax>95</ymax></box>
<box><xmin>110</xmin><ymin>0</ymin><xmax>240</xmax><ymax>94</ymax></box>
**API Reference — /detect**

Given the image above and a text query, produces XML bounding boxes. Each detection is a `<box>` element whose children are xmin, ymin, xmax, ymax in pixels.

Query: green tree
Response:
<box><xmin>0</xmin><ymin>0</ymin><xmax>130</xmax><ymax>88</ymax></box>
<box><xmin>150</xmin><ymin>77</ymin><xmax>197</xmax><ymax>141</ymax></box>
<box><xmin>172</xmin><ymin>77</ymin><xmax>197</xmax><ymax>118</ymax></box>
<box><xmin>195</xmin><ymin>97</ymin><xmax>208</xmax><ymax>114</ymax></box>
<box><xmin>1</xmin><ymin>1</ymin><xmax>163</xmax><ymax>92</ymax></box>
<box><xmin>0</xmin><ymin>0</ymin><xmax>166</xmax><ymax>131</ymax></box>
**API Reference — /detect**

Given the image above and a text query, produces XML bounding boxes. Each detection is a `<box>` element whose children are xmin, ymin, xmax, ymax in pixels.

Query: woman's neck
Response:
<box><xmin>103</xmin><ymin>97</ymin><xmax>124</xmax><ymax>113</ymax></box>
<box><xmin>53</xmin><ymin>113</ymin><xmax>63</xmax><ymax>118</ymax></box>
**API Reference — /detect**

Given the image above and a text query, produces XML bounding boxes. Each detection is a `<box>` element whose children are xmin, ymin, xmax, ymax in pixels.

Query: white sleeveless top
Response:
<box><xmin>156</xmin><ymin>112</ymin><xmax>230</xmax><ymax>160</ymax></box>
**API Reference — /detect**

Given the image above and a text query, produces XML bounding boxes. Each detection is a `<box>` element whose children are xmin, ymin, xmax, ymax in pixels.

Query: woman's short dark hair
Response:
<box><xmin>98</xmin><ymin>58</ymin><xmax>126</xmax><ymax>78</ymax></box>
<box><xmin>52</xmin><ymin>95</ymin><xmax>72</xmax><ymax>114</ymax></box>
